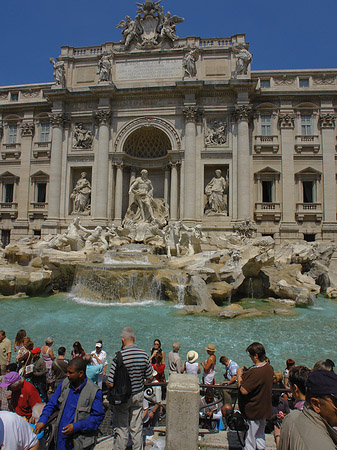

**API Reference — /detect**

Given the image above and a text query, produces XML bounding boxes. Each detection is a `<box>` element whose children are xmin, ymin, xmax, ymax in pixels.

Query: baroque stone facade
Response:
<box><xmin>0</xmin><ymin>0</ymin><xmax>336</xmax><ymax>244</ymax></box>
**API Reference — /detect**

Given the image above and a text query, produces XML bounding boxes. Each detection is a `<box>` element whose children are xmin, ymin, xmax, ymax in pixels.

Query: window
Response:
<box><xmin>33</xmin><ymin>230</ymin><xmax>41</xmax><ymax>237</ymax></box>
<box><xmin>8</xmin><ymin>125</ymin><xmax>17</xmax><ymax>144</ymax></box>
<box><xmin>261</xmin><ymin>115</ymin><xmax>272</xmax><ymax>136</ymax></box>
<box><xmin>37</xmin><ymin>183</ymin><xmax>46</xmax><ymax>203</ymax></box>
<box><xmin>4</xmin><ymin>183</ymin><xmax>14</xmax><ymax>203</ymax></box>
<box><xmin>260</xmin><ymin>79</ymin><xmax>270</xmax><ymax>88</ymax></box>
<box><xmin>304</xmin><ymin>233</ymin><xmax>315</xmax><ymax>242</ymax></box>
<box><xmin>1</xmin><ymin>230</ymin><xmax>10</xmax><ymax>247</ymax></box>
<box><xmin>299</xmin><ymin>78</ymin><xmax>309</xmax><ymax>88</ymax></box>
<box><xmin>303</xmin><ymin>181</ymin><xmax>314</xmax><ymax>203</ymax></box>
<box><xmin>10</xmin><ymin>93</ymin><xmax>18</xmax><ymax>101</ymax></box>
<box><xmin>40</xmin><ymin>123</ymin><xmax>50</xmax><ymax>142</ymax></box>
<box><xmin>301</xmin><ymin>115</ymin><xmax>312</xmax><ymax>136</ymax></box>
<box><xmin>262</xmin><ymin>180</ymin><xmax>273</xmax><ymax>202</ymax></box>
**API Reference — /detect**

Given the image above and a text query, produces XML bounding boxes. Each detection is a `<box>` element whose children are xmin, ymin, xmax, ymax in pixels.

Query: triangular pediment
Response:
<box><xmin>0</xmin><ymin>171</ymin><xmax>19</xmax><ymax>182</ymax></box>
<box><xmin>256</xmin><ymin>166</ymin><xmax>280</xmax><ymax>175</ymax></box>
<box><xmin>296</xmin><ymin>167</ymin><xmax>321</xmax><ymax>176</ymax></box>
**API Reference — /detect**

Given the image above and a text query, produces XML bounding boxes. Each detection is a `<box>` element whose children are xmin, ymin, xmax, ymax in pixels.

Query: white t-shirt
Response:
<box><xmin>0</xmin><ymin>411</ymin><xmax>38</xmax><ymax>450</ymax></box>
<box><xmin>91</xmin><ymin>349</ymin><xmax>107</xmax><ymax>367</ymax></box>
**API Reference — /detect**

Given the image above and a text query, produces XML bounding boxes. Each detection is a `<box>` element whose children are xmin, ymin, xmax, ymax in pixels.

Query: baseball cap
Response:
<box><xmin>95</xmin><ymin>342</ymin><xmax>102</xmax><ymax>348</ymax></box>
<box><xmin>306</xmin><ymin>370</ymin><xmax>337</xmax><ymax>397</ymax></box>
<box><xmin>31</xmin><ymin>347</ymin><xmax>41</xmax><ymax>354</ymax></box>
<box><xmin>0</xmin><ymin>371</ymin><xmax>21</xmax><ymax>388</ymax></box>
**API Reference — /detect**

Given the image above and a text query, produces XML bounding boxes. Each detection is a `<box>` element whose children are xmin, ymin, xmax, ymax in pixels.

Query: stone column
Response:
<box><xmin>164</xmin><ymin>165</ymin><xmax>170</xmax><ymax>204</ymax></box>
<box><xmin>166</xmin><ymin>374</ymin><xmax>200</xmax><ymax>450</ymax></box>
<box><xmin>183</xmin><ymin>106</ymin><xmax>200</xmax><ymax>220</ymax></box>
<box><xmin>48</xmin><ymin>113</ymin><xmax>66</xmax><ymax>219</ymax></box>
<box><xmin>18</xmin><ymin>122</ymin><xmax>35</xmax><ymax>221</ymax></box>
<box><xmin>235</xmin><ymin>104</ymin><xmax>251</xmax><ymax>219</ymax></box>
<box><xmin>94</xmin><ymin>109</ymin><xmax>111</xmax><ymax>219</ymax></box>
<box><xmin>320</xmin><ymin>113</ymin><xmax>336</xmax><ymax>222</ymax></box>
<box><xmin>170</xmin><ymin>161</ymin><xmax>180</xmax><ymax>220</ymax></box>
<box><xmin>279</xmin><ymin>113</ymin><xmax>296</xmax><ymax>224</ymax></box>
<box><xmin>128</xmin><ymin>168</ymin><xmax>136</xmax><ymax>207</ymax></box>
<box><xmin>114</xmin><ymin>162</ymin><xmax>124</xmax><ymax>221</ymax></box>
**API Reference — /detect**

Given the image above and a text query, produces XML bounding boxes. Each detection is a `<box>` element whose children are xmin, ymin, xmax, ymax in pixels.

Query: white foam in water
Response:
<box><xmin>69</xmin><ymin>293</ymin><xmax>164</xmax><ymax>308</ymax></box>
<box><xmin>103</xmin><ymin>257</ymin><xmax>151</xmax><ymax>266</ymax></box>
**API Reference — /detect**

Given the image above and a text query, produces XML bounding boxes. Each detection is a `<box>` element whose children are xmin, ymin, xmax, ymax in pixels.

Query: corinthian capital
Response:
<box><xmin>21</xmin><ymin>122</ymin><xmax>35</xmax><ymax>137</ymax></box>
<box><xmin>183</xmin><ymin>106</ymin><xmax>202</xmax><ymax>123</ymax></box>
<box><xmin>278</xmin><ymin>113</ymin><xmax>295</xmax><ymax>129</ymax></box>
<box><xmin>94</xmin><ymin>109</ymin><xmax>112</xmax><ymax>125</ymax></box>
<box><xmin>48</xmin><ymin>112</ymin><xmax>68</xmax><ymax>128</ymax></box>
<box><xmin>233</xmin><ymin>104</ymin><xmax>252</xmax><ymax>122</ymax></box>
<box><xmin>319</xmin><ymin>113</ymin><xmax>336</xmax><ymax>129</ymax></box>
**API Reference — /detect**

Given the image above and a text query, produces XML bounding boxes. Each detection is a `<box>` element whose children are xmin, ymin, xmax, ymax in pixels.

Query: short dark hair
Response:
<box><xmin>246</xmin><ymin>342</ymin><xmax>266</xmax><ymax>361</ymax></box>
<box><xmin>58</xmin><ymin>346</ymin><xmax>66</xmax><ymax>356</ymax></box>
<box><xmin>289</xmin><ymin>365</ymin><xmax>310</xmax><ymax>395</ymax></box>
<box><xmin>7</xmin><ymin>363</ymin><xmax>18</xmax><ymax>372</ymax></box>
<box><xmin>220</xmin><ymin>356</ymin><xmax>228</xmax><ymax>364</ymax></box>
<box><xmin>68</xmin><ymin>357</ymin><xmax>87</xmax><ymax>373</ymax></box>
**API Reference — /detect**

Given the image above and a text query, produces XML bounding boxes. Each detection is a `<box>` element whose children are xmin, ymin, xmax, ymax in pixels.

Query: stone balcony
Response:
<box><xmin>1</xmin><ymin>143</ymin><xmax>21</xmax><ymax>160</ymax></box>
<box><xmin>254</xmin><ymin>135</ymin><xmax>279</xmax><ymax>153</ymax></box>
<box><xmin>295</xmin><ymin>135</ymin><xmax>320</xmax><ymax>153</ymax></box>
<box><xmin>254</xmin><ymin>202</ymin><xmax>281</xmax><ymax>222</ymax></box>
<box><xmin>28</xmin><ymin>202</ymin><xmax>48</xmax><ymax>219</ymax></box>
<box><xmin>296</xmin><ymin>202</ymin><xmax>322</xmax><ymax>222</ymax></box>
<box><xmin>33</xmin><ymin>142</ymin><xmax>51</xmax><ymax>159</ymax></box>
<box><xmin>0</xmin><ymin>202</ymin><xmax>18</xmax><ymax>218</ymax></box>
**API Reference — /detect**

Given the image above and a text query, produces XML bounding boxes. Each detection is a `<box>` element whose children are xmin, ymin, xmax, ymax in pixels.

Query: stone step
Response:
<box><xmin>95</xmin><ymin>427</ymin><xmax>277</xmax><ymax>450</ymax></box>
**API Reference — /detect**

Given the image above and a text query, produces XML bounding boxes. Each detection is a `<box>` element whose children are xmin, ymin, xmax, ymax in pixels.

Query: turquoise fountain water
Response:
<box><xmin>1</xmin><ymin>294</ymin><xmax>336</xmax><ymax>381</ymax></box>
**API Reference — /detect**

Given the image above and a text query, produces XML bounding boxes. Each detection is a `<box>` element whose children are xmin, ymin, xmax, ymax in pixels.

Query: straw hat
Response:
<box><xmin>205</xmin><ymin>344</ymin><xmax>217</xmax><ymax>352</ymax></box>
<box><xmin>187</xmin><ymin>350</ymin><xmax>199</xmax><ymax>363</ymax></box>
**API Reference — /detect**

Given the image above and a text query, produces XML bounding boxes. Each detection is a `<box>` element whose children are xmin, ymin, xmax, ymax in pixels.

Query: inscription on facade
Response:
<box><xmin>116</xmin><ymin>59</ymin><xmax>182</xmax><ymax>80</ymax></box>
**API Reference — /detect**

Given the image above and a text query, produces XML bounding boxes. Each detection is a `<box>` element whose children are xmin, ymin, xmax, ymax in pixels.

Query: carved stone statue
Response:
<box><xmin>183</xmin><ymin>48</ymin><xmax>199</xmax><ymax>78</ymax></box>
<box><xmin>205</xmin><ymin>120</ymin><xmax>227</xmax><ymax>145</ymax></box>
<box><xmin>205</xmin><ymin>170</ymin><xmax>229</xmax><ymax>216</ymax></box>
<box><xmin>97</xmin><ymin>54</ymin><xmax>112</xmax><ymax>83</ymax></box>
<box><xmin>160</xmin><ymin>11</ymin><xmax>183</xmax><ymax>42</ymax></box>
<box><xmin>46</xmin><ymin>217</ymin><xmax>87</xmax><ymax>251</ymax></box>
<box><xmin>179</xmin><ymin>223</ymin><xmax>205</xmax><ymax>256</ymax></box>
<box><xmin>70</xmin><ymin>172</ymin><xmax>91</xmax><ymax>215</ymax></box>
<box><xmin>73</xmin><ymin>124</ymin><xmax>93</xmax><ymax>149</ymax></box>
<box><xmin>116</xmin><ymin>15</ymin><xmax>139</xmax><ymax>49</ymax></box>
<box><xmin>128</xmin><ymin>169</ymin><xmax>155</xmax><ymax>222</ymax></box>
<box><xmin>49</xmin><ymin>58</ymin><xmax>66</xmax><ymax>87</ymax></box>
<box><xmin>234</xmin><ymin>218</ymin><xmax>257</xmax><ymax>239</ymax></box>
<box><xmin>232</xmin><ymin>43</ymin><xmax>252</xmax><ymax>76</ymax></box>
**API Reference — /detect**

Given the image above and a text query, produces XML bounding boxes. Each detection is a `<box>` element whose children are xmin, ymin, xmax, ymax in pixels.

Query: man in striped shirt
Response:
<box><xmin>108</xmin><ymin>327</ymin><xmax>153</xmax><ymax>450</ymax></box>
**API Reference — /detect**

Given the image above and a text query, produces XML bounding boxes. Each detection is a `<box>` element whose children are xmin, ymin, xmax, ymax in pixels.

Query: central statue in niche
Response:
<box><xmin>123</xmin><ymin>169</ymin><xmax>169</xmax><ymax>242</ymax></box>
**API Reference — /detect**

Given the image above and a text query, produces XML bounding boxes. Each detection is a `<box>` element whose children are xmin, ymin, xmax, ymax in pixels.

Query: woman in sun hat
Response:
<box><xmin>201</xmin><ymin>344</ymin><xmax>216</xmax><ymax>385</ymax></box>
<box><xmin>181</xmin><ymin>350</ymin><xmax>201</xmax><ymax>375</ymax></box>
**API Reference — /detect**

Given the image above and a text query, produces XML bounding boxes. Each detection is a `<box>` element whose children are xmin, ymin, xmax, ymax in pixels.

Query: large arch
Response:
<box><xmin>114</xmin><ymin>116</ymin><xmax>181</xmax><ymax>154</ymax></box>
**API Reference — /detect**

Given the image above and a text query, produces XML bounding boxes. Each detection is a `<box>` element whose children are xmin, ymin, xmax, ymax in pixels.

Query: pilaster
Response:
<box><xmin>320</xmin><ymin>113</ymin><xmax>336</xmax><ymax>223</ymax></box>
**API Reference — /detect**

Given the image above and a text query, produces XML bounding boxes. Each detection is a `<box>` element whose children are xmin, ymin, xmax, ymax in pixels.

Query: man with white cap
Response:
<box><xmin>91</xmin><ymin>340</ymin><xmax>107</xmax><ymax>389</ymax></box>
<box><xmin>279</xmin><ymin>369</ymin><xmax>337</xmax><ymax>450</ymax></box>
<box><xmin>0</xmin><ymin>411</ymin><xmax>39</xmax><ymax>449</ymax></box>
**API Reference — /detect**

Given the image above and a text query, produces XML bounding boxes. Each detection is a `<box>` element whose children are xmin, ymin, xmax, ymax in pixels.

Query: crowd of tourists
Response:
<box><xmin>0</xmin><ymin>327</ymin><xmax>336</xmax><ymax>449</ymax></box>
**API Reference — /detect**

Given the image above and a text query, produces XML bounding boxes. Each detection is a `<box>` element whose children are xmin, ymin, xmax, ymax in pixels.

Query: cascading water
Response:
<box><xmin>176</xmin><ymin>275</ymin><xmax>188</xmax><ymax>305</ymax></box>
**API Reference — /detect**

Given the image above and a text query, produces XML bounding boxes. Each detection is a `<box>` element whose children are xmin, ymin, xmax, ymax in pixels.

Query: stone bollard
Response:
<box><xmin>165</xmin><ymin>374</ymin><xmax>200</xmax><ymax>450</ymax></box>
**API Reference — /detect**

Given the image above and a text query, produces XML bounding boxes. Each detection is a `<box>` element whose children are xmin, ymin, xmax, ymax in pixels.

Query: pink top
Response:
<box><xmin>42</xmin><ymin>347</ymin><xmax>53</xmax><ymax>370</ymax></box>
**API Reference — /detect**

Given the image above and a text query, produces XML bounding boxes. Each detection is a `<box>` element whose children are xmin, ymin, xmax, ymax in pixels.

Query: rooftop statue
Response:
<box><xmin>116</xmin><ymin>1</ymin><xmax>184</xmax><ymax>49</ymax></box>
<box><xmin>49</xmin><ymin>58</ymin><xmax>66</xmax><ymax>87</ymax></box>
<box><xmin>97</xmin><ymin>53</ymin><xmax>112</xmax><ymax>83</ymax></box>
<box><xmin>232</xmin><ymin>43</ymin><xmax>252</xmax><ymax>76</ymax></box>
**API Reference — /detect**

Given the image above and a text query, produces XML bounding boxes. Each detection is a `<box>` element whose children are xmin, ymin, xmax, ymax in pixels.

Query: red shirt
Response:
<box><xmin>152</xmin><ymin>363</ymin><xmax>165</xmax><ymax>382</ymax></box>
<box><xmin>12</xmin><ymin>380</ymin><xmax>41</xmax><ymax>419</ymax></box>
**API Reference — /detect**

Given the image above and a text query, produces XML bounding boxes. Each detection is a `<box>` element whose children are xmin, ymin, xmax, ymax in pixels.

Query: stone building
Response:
<box><xmin>0</xmin><ymin>0</ymin><xmax>336</xmax><ymax>246</ymax></box>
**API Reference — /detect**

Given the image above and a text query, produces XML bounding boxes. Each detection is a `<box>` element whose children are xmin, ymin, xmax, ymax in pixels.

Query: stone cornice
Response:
<box><xmin>319</xmin><ymin>113</ymin><xmax>336</xmax><ymax>129</ymax></box>
<box><xmin>94</xmin><ymin>109</ymin><xmax>112</xmax><ymax>125</ymax></box>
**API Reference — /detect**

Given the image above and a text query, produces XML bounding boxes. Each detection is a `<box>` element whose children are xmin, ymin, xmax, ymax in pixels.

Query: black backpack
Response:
<box><xmin>107</xmin><ymin>351</ymin><xmax>132</xmax><ymax>405</ymax></box>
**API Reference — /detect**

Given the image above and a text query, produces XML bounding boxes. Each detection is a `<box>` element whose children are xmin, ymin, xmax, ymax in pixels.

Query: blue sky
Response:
<box><xmin>1</xmin><ymin>0</ymin><xmax>336</xmax><ymax>86</ymax></box>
